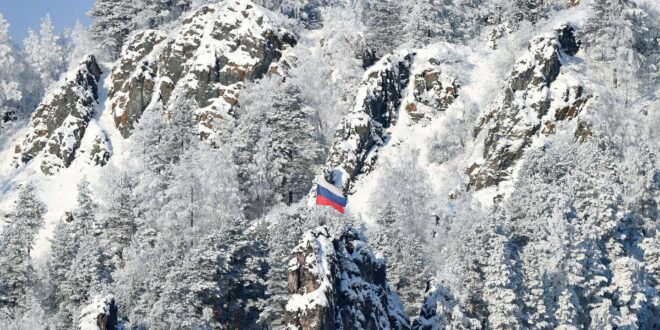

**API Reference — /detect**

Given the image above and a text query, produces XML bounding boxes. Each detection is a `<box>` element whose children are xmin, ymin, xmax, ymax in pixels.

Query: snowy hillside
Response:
<box><xmin>0</xmin><ymin>0</ymin><xmax>658</xmax><ymax>329</ymax></box>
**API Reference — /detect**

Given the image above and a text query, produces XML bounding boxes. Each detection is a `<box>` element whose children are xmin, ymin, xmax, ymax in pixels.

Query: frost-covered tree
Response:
<box><xmin>89</xmin><ymin>0</ymin><xmax>192</xmax><ymax>57</ymax></box>
<box><xmin>97</xmin><ymin>170</ymin><xmax>139</xmax><ymax>270</ymax></box>
<box><xmin>68</xmin><ymin>20</ymin><xmax>99</xmax><ymax>64</ymax></box>
<box><xmin>363</xmin><ymin>0</ymin><xmax>405</xmax><ymax>58</ymax></box>
<box><xmin>482</xmin><ymin>225</ymin><xmax>522</xmax><ymax>330</ymax></box>
<box><xmin>402</xmin><ymin>0</ymin><xmax>442</xmax><ymax>47</ymax></box>
<box><xmin>117</xmin><ymin>216</ymin><xmax>265</xmax><ymax>328</ymax></box>
<box><xmin>0</xmin><ymin>14</ymin><xmax>40</xmax><ymax>123</ymax></box>
<box><xmin>0</xmin><ymin>15</ymin><xmax>22</xmax><ymax>122</ymax></box>
<box><xmin>581</xmin><ymin>0</ymin><xmax>659</xmax><ymax>103</ymax></box>
<box><xmin>0</xmin><ymin>294</ymin><xmax>48</xmax><ymax>329</ymax></box>
<box><xmin>233</xmin><ymin>78</ymin><xmax>323</xmax><ymax>218</ymax></box>
<box><xmin>164</xmin><ymin>140</ymin><xmax>243</xmax><ymax>230</ymax></box>
<box><xmin>257</xmin><ymin>206</ymin><xmax>318</xmax><ymax>327</ymax></box>
<box><xmin>49</xmin><ymin>179</ymin><xmax>108</xmax><ymax>329</ymax></box>
<box><xmin>23</xmin><ymin>15</ymin><xmax>66</xmax><ymax>91</ymax></box>
<box><xmin>0</xmin><ymin>183</ymin><xmax>46</xmax><ymax>319</ymax></box>
<box><xmin>6</xmin><ymin>183</ymin><xmax>46</xmax><ymax>254</ymax></box>
<box><xmin>368</xmin><ymin>202</ymin><xmax>431</xmax><ymax>316</ymax></box>
<box><xmin>370</xmin><ymin>147</ymin><xmax>435</xmax><ymax>239</ymax></box>
<box><xmin>88</xmin><ymin>0</ymin><xmax>137</xmax><ymax>57</ymax></box>
<box><xmin>288</xmin><ymin>5</ymin><xmax>366</xmax><ymax>143</ymax></box>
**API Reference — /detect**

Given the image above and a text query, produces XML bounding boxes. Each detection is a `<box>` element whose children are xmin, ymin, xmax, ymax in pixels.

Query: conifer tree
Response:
<box><xmin>258</xmin><ymin>206</ymin><xmax>314</xmax><ymax>327</ymax></box>
<box><xmin>364</xmin><ymin>0</ymin><xmax>404</xmax><ymax>58</ymax></box>
<box><xmin>23</xmin><ymin>15</ymin><xmax>66</xmax><ymax>91</ymax></box>
<box><xmin>233</xmin><ymin>78</ymin><xmax>322</xmax><ymax>219</ymax></box>
<box><xmin>50</xmin><ymin>179</ymin><xmax>107</xmax><ymax>329</ymax></box>
<box><xmin>0</xmin><ymin>183</ymin><xmax>46</xmax><ymax>319</ymax></box>
<box><xmin>0</xmin><ymin>16</ymin><xmax>22</xmax><ymax>104</ymax></box>
<box><xmin>368</xmin><ymin>202</ymin><xmax>431</xmax><ymax>316</ymax></box>
<box><xmin>98</xmin><ymin>171</ymin><xmax>139</xmax><ymax>269</ymax></box>
<box><xmin>89</xmin><ymin>0</ymin><xmax>192</xmax><ymax>57</ymax></box>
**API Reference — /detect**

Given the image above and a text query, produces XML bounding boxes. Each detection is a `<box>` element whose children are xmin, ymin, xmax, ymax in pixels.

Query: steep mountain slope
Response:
<box><xmin>324</xmin><ymin>45</ymin><xmax>464</xmax><ymax>195</ymax></box>
<box><xmin>469</xmin><ymin>24</ymin><xmax>589</xmax><ymax>192</ymax></box>
<box><xmin>13</xmin><ymin>56</ymin><xmax>104</xmax><ymax>175</ymax></box>
<box><xmin>0</xmin><ymin>0</ymin><xmax>296</xmax><ymax>259</ymax></box>
<box><xmin>0</xmin><ymin>0</ymin><xmax>658</xmax><ymax>329</ymax></box>
<box><xmin>108</xmin><ymin>0</ymin><xmax>296</xmax><ymax>140</ymax></box>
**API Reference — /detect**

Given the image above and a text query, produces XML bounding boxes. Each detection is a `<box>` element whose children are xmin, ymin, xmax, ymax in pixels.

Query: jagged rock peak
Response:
<box><xmin>284</xmin><ymin>226</ymin><xmax>410</xmax><ymax>330</ymax></box>
<box><xmin>325</xmin><ymin>50</ymin><xmax>414</xmax><ymax>193</ymax></box>
<box><xmin>323</xmin><ymin>45</ymin><xmax>464</xmax><ymax>195</ymax></box>
<box><xmin>469</xmin><ymin>24</ymin><xmax>591</xmax><ymax>191</ymax></box>
<box><xmin>108</xmin><ymin>0</ymin><xmax>296</xmax><ymax>139</ymax></box>
<box><xmin>14</xmin><ymin>55</ymin><xmax>102</xmax><ymax>175</ymax></box>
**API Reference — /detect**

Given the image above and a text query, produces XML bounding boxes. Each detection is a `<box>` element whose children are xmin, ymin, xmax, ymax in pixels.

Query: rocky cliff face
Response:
<box><xmin>108</xmin><ymin>0</ymin><xmax>296</xmax><ymax>140</ymax></box>
<box><xmin>284</xmin><ymin>226</ymin><xmax>410</xmax><ymax>330</ymax></box>
<box><xmin>14</xmin><ymin>56</ymin><xmax>102</xmax><ymax>175</ymax></box>
<box><xmin>324</xmin><ymin>50</ymin><xmax>413</xmax><ymax>193</ymax></box>
<box><xmin>324</xmin><ymin>46</ymin><xmax>461</xmax><ymax>193</ymax></box>
<box><xmin>469</xmin><ymin>24</ymin><xmax>591</xmax><ymax>190</ymax></box>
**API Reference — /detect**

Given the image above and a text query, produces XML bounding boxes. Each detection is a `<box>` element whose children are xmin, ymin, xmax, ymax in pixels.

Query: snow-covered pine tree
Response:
<box><xmin>7</xmin><ymin>183</ymin><xmax>46</xmax><ymax>255</ymax></box>
<box><xmin>258</xmin><ymin>206</ymin><xmax>316</xmax><ymax>327</ymax></box>
<box><xmin>481</xmin><ymin>222</ymin><xmax>522</xmax><ymax>330</ymax></box>
<box><xmin>68</xmin><ymin>20</ymin><xmax>98</xmax><ymax>64</ymax></box>
<box><xmin>233</xmin><ymin>78</ymin><xmax>322</xmax><ymax>219</ymax></box>
<box><xmin>23</xmin><ymin>15</ymin><xmax>66</xmax><ymax>91</ymax></box>
<box><xmin>0</xmin><ymin>14</ymin><xmax>21</xmax><ymax>123</ymax></box>
<box><xmin>363</xmin><ymin>0</ymin><xmax>405</xmax><ymax>58</ymax></box>
<box><xmin>129</xmin><ymin>97</ymin><xmax>198</xmax><ymax>227</ymax></box>
<box><xmin>370</xmin><ymin>147</ymin><xmax>434</xmax><ymax>239</ymax></box>
<box><xmin>581</xmin><ymin>0</ymin><xmax>659</xmax><ymax>103</ymax></box>
<box><xmin>403</xmin><ymin>0</ymin><xmax>441</xmax><ymax>47</ymax></box>
<box><xmin>0</xmin><ymin>183</ymin><xmax>46</xmax><ymax>319</ymax></box>
<box><xmin>98</xmin><ymin>170</ymin><xmax>139</xmax><ymax>270</ymax></box>
<box><xmin>216</xmin><ymin>216</ymin><xmax>268</xmax><ymax>329</ymax></box>
<box><xmin>89</xmin><ymin>0</ymin><xmax>192</xmax><ymax>57</ymax></box>
<box><xmin>368</xmin><ymin>202</ymin><xmax>431</xmax><ymax>316</ymax></box>
<box><xmin>0</xmin><ymin>293</ymin><xmax>48</xmax><ymax>329</ymax></box>
<box><xmin>50</xmin><ymin>179</ymin><xmax>108</xmax><ymax>329</ymax></box>
<box><xmin>164</xmin><ymin>140</ymin><xmax>243</xmax><ymax>231</ymax></box>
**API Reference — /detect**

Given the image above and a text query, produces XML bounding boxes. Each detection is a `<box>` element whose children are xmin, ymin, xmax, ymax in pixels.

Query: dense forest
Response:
<box><xmin>0</xmin><ymin>0</ymin><xmax>658</xmax><ymax>329</ymax></box>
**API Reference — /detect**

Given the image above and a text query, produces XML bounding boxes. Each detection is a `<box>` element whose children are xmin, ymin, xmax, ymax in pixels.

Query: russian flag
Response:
<box><xmin>316</xmin><ymin>177</ymin><xmax>348</xmax><ymax>214</ymax></box>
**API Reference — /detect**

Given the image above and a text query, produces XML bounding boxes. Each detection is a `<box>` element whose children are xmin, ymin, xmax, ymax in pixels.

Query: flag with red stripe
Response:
<box><xmin>316</xmin><ymin>177</ymin><xmax>347</xmax><ymax>214</ymax></box>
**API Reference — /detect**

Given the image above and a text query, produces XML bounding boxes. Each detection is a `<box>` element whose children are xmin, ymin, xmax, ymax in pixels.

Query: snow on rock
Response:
<box><xmin>284</xmin><ymin>226</ymin><xmax>410</xmax><ymax>330</ymax></box>
<box><xmin>324</xmin><ymin>50</ymin><xmax>414</xmax><ymax>193</ymax></box>
<box><xmin>468</xmin><ymin>24</ymin><xmax>592</xmax><ymax>191</ymax></box>
<box><xmin>13</xmin><ymin>55</ymin><xmax>103</xmax><ymax>175</ymax></box>
<box><xmin>401</xmin><ymin>48</ymin><xmax>461</xmax><ymax>123</ymax></box>
<box><xmin>108</xmin><ymin>0</ymin><xmax>296</xmax><ymax>139</ymax></box>
<box><xmin>77</xmin><ymin>294</ymin><xmax>118</xmax><ymax>330</ymax></box>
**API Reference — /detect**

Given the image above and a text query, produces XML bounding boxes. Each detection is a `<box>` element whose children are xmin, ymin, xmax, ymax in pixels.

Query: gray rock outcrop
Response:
<box><xmin>285</xmin><ymin>226</ymin><xmax>410</xmax><ymax>330</ymax></box>
<box><xmin>324</xmin><ymin>50</ymin><xmax>414</xmax><ymax>193</ymax></box>
<box><xmin>469</xmin><ymin>24</ymin><xmax>591</xmax><ymax>190</ymax></box>
<box><xmin>78</xmin><ymin>294</ymin><xmax>118</xmax><ymax>330</ymax></box>
<box><xmin>14</xmin><ymin>55</ymin><xmax>102</xmax><ymax>174</ymax></box>
<box><xmin>108</xmin><ymin>0</ymin><xmax>296</xmax><ymax>139</ymax></box>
